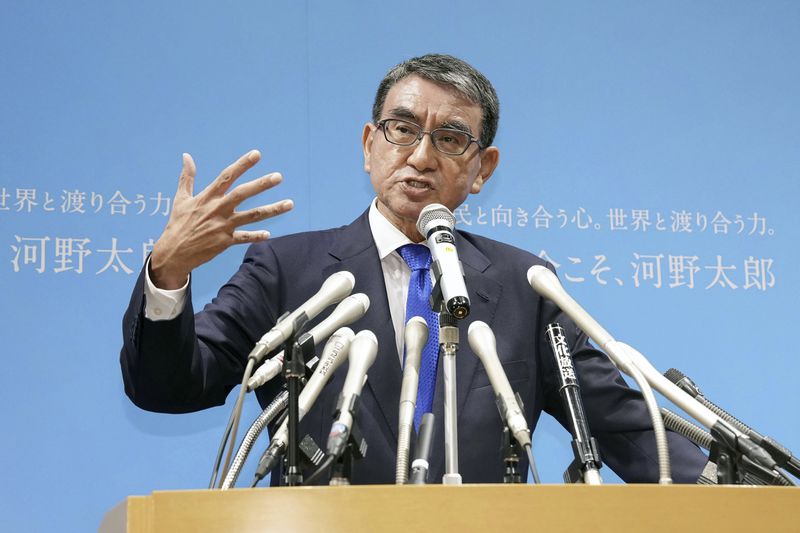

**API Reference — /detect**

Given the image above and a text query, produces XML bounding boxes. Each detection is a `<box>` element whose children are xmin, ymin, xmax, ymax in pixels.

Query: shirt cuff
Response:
<box><xmin>143</xmin><ymin>257</ymin><xmax>189</xmax><ymax>321</ymax></box>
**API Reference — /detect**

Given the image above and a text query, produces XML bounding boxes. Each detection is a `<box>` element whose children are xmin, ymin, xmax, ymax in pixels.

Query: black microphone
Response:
<box><xmin>416</xmin><ymin>204</ymin><xmax>470</xmax><ymax>319</ymax></box>
<box><xmin>665</xmin><ymin>368</ymin><xmax>800</xmax><ymax>478</ymax></box>
<box><xmin>545</xmin><ymin>323</ymin><xmax>603</xmax><ymax>484</ymax></box>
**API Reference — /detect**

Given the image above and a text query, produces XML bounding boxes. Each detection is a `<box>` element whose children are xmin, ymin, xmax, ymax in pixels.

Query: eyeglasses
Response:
<box><xmin>376</xmin><ymin>118</ymin><xmax>483</xmax><ymax>156</ymax></box>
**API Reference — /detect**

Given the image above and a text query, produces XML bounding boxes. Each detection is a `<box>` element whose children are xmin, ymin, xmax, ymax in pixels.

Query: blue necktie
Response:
<box><xmin>397</xmin><ymin>244</ymin><xmax>439</xmax><ymax>430</ymax></box>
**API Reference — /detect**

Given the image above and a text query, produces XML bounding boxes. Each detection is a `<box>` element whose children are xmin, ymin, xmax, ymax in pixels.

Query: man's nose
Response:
<box><xmin>406</xmin><ymin>133</ymin><xmax>438</xmax><ymax>172</ymax></box>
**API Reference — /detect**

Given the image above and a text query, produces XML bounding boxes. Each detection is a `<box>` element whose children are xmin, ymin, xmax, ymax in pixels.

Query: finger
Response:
<box><xmin>177</xmin><ymin>153</ymin><xmax>196</xmax><ymax>196</ymax></box>
<box><xmin>207</xmin><ymin>149</ymin><xmax>261</xmax><ymax>196</ymax></box>
<box><xmin>221</xmin><ymin>172</ymin><xmax>283</xmax><ymax>208</ymax></box>
<box><xmin>231</xmin><ymin>230</ymin><xmax>271</xmax><ymax>244</ymax></box>
<box><xmin>230</xmin><ymin>199</ymin><xmax>294</xmax><ymax>226</ymax></box>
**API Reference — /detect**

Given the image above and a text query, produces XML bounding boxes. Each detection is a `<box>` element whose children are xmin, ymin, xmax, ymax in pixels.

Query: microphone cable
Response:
<box><xmin>209</xmin><ymin>357</ymin><xmax>257</xmax><ymax>488</ymax></box>
<box><xmin>524</xmin><ymin>444</ymin><xmax>541</xmax><ymax>484</ymax></box>
<box><xmin>302</xmin><ymin>454</ymin><xmax>336</xmax><ymax>486</ymax></box>
<box><xmin>221</xmin><ymin>390</ymin><xmax>289</xmax><ymax>489</ymax></box>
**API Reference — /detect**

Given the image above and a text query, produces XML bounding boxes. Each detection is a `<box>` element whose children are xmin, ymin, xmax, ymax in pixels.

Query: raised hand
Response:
<box><xmin>149</xmin><ymin>150</ymin><xmax>293</xmax><ymax>289</ymax></box>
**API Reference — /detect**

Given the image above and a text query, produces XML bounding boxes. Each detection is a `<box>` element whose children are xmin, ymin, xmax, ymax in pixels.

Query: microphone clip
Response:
<box><xmin>325</xmin><ymin>395</ymin><xmax>368</xmax><ymax>485</ymax></box>
<box><xmin>500</xmin><ymin>426</ymin><xmax>523</xmax><ymax>484</ymax></box>
<box><xmin>496</xmin><ymin>393</ymin><xmax>528</xmax><ymax>484</ymax></box>
<box><xmin>709</xmin><ymin>422</ymin><xmax>787</xmax><ymax>485</ymax></box>
<box><xmin>563</xmin><ymin>437</ymin><xmax>603</xmax><ymax>484</ymax></box>
<box><xmin>428</xmin><ymin>259</ymin><xmax>469</xmax><ymax>319</ymax></box>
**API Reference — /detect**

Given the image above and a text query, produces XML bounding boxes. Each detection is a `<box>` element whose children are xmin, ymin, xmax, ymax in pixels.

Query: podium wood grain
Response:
<box><xmin>100</xmin><ymin>484</ymin><xmax>799</xmax><ymax>533</ymax></box>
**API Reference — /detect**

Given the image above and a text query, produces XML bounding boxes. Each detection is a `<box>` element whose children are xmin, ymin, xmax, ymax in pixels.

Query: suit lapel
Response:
<box><xmin>322</xmin><ymin>211</ymin><xmax>402</xmax><ymax>443</ymax></box>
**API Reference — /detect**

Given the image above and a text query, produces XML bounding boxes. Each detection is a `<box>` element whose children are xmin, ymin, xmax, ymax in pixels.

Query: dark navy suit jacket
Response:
<box><xmin>121</xmin><ymin>210</ymin><xmax>707</xmax><ymax>484</ymax></box>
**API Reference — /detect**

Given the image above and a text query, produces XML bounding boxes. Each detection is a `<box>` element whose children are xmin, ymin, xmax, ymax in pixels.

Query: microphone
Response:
<box><xmin>526</xmin><ymin>266</ymin><xmax>639</xmax><ymax>374</ymax></box>
<box><xmin>665</xmin><ymin>368</ymin><xmax>800</xmax><ymax>478</ymax></box>
<box><xmin>660</xmin><ymin>407</ymin><xmax>793</xmax><ymax>486</ymax></box>
<box><xmin>416</xmin><ymin>203</ymin><xmax>470</xmax><ymax>319</ymax></box>
<box><xmin>661</xmin><ymin>407</ymin><xmax>713</xmax><ymax>450</ymax></box>
<box><xmin>527</xmin><ymin>265</ymin><xmax>677</xmax><ymax>483</ymax></box>
<box><xmin>619</xmin><ymin>342</ymin><xmax>778</xmax><ymax>473</ymax></box>
<box><xmin>252</xmin><ymin>328</ymin><xmax>354</xmax><ymax>480</ymax></box>
<box><xmin>248</xmin><ymin>293</ymin><xmax>370</xmax><ymax>390</ymax></box>
<box><xmin>396</xmin><ymin>316</ymin><xmax>428</xmax><ymax>484</ymax></box>
<box><xmin>467</xmin><ymin>321</ymin><xmax>531</xmax><ymax>448</ymax></box>
<box><xmin>409</xmin><ymin>413</ymin><xmax>436</xmax><ymax>484</ymax></box>
<box><xmin>529</xmin><ymin>260</ymin><xmax>792</xmax><ymax>486</ymax></box>
<box><xmin>326</xmin><ymin>330</ymin><xmax>379</xmax><ymax>458</ymax></box>
<box><xmin>248</xmin><ymin>271</ymin><xmax>355</xmax><ymax>363</ymax></box>
<box><xmin>545</xmin><ymin>322</ymin><xmax>603</xmax><ymax>484</ymax></box>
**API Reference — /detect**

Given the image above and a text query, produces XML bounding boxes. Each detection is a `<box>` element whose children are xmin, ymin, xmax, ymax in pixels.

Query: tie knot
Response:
<box><xmin>397</xmin><ymin>244</ymin><xmax>431</xmax><ymax>271</ymax></box>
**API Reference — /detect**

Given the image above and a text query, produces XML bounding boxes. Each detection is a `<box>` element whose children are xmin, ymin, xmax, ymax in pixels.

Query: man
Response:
<box><xmin>121</xmin><ymin>54</ymin><xmax>707</xmax><ymax>484</ymax></box>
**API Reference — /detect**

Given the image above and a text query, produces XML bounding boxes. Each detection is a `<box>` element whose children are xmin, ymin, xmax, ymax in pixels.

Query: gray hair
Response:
<box><xmin>371</xmin><ymin>54</ymin><xmax>500</xmax><ymax>148</ymax></box>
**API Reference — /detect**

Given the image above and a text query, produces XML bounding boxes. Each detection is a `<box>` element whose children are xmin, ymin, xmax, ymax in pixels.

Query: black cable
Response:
<box><xmin>220</xmin><ymin>358</ymin><xmax>257</xmax><ymax>486</ymax></box>
<box><xmin>304</xmin><ymin>454</ymin><xmax>335</xmax><ymax>486</ymax></box>
<box><xmin>209</xmin><ymin>357</ymin><xmax>256</xmax><ymax>488</ymax></box>
<box><xmin>208</xmin><ymin>407</ymin><xmax>236</xmax><ymax>488</ymax></box>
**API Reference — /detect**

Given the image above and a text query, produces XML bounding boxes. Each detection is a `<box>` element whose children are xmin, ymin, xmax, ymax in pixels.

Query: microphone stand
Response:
<box><xmin>439</xmin><ymin>311</ymin><xmax>461</xmax><ymax>485</ymax></box>
<box><xmin>430</xmin><ymin>263</ymin><xmax>462</xmax><ymax>484</ymax></box>
<box><xmin>304</xmin><ymin>396</ymin><xmax>368</xmax><ymax>486</ymax></box>
<box><xmin>710</xmin><ymin>423</ymin><xmax>794</xmax><ymax>486</ymax></box>
<box><xmin>283</xmin><ymin>313</ymin><xmax>312</xmax><ymax>486</ymax></box>
<box><xmin>410</xmin><ymin>413</ymin><xmax>436</xmax><ymax>484</ymax></box>
<box><xmin>500</xmin><ymin>426</ymin><xmax>523</xmax><ymax>483</ymax></box>
<box><xmin>665</xmin><ymin>368</ymin><xmax>800</xmax><ymax>481</ymax></box>
<box><xmin>660</xmin><ymin>408</ymin><xmax>792</xmax><ymax>486</ymax></box>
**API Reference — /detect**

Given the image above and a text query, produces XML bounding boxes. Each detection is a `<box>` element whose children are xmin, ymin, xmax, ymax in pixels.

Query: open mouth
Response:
<box><xmin>404</xmin><ymin>179</ymin><xmax>432</xmax><ymax>190</ymax></box>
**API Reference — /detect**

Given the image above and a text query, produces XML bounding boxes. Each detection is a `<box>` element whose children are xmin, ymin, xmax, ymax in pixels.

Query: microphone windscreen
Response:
<box><xmin>416</xmin><ymin>203</ymin><xmax>455</xmax><ymax>235</ymax></box>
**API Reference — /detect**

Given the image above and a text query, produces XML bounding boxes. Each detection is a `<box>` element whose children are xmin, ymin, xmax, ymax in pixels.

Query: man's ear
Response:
<box><xmin>362</xmin><ymin>122</ymin><xmax>376</xmax><ymax>173</ymax></box>
<box><xmin>471</xmin><ymin>146</ymin><xmax>499</xmax><ymax>193</ymax></box>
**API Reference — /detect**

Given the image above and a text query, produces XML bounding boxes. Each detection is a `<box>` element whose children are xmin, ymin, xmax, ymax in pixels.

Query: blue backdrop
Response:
<box><xmin>1</xmin><ymin>2</ymin><xmax>798</xmax><ymax>531</ymax></box>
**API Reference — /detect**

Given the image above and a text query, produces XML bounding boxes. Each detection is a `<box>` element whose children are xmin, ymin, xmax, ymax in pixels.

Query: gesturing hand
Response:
<box><xmin>149</xmin><ymin>150</ymin><xmax>294</xmax><ymax>289</ymax></box>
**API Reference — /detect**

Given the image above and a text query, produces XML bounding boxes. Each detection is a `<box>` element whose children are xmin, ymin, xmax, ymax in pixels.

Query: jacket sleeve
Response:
<box><xmin>120</xmin><ymin>244</ymin><xmax>283</xmax><ymax>413</ymax></box>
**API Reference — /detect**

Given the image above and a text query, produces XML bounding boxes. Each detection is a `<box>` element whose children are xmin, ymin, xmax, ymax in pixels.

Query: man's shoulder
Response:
<box><xmin>241</xmin><ymin>211</ymin><xmax>371</xmax><ymax>264</ymax></box>
<box><xmin>243</xmin><ymin>224</ymin><xmax>347</xmax><ymax>259</ymax></box>
<box><xmin>458</xmin><ymin>229</ymin><xmax>548</xmax><ymax>268</ymax></box>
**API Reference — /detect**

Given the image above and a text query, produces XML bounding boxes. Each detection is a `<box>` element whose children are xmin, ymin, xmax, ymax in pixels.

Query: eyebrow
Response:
<box><xmin>385</xmin><ymin>107</ymin><xmax>418</xmax><ymax>122</ymax></box>
<box><xmin>439</xmin><ymin>120</ymin><xmax>473</xmax><ymax>135</ymax></box>
<box><xmin>384</xmin><ymin>107</ymin><xmax>475</xmax><ymax>136</ymax></box>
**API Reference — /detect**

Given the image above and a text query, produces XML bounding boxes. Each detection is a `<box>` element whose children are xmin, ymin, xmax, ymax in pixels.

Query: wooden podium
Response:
<box><xmin>101</xmin><ymin>484</ymin><xmax>798</xmax><ymax>532</ymax></box>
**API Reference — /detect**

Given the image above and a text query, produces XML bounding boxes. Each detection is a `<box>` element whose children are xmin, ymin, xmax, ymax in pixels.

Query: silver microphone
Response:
<box><xmin>326</xmin><ymin>330</ymin><xmax>379</xmax><ymax>457</ymax></box>
<box><xmin>467</xmin><ymin>321</ymin><xmax>531</xmax><ymax>448</ymax></box>
<box><xmin>396</xmin><ymin>316</ymin><xmax>428</xmax><ymax>484</ymax></box>
<box><xmin>248</xmin><ymin>271</ymin><xmax>355</xmax><ymax>363</ymax></box>
<box><xmin>416</xmin><ymin>203</ymin><xmax>470</xmax><ymax>318</ymax></box>
<box><xmin>526</xmin><ymin>265</ymin><xmax>639</xmax><ymax>373</ymax></box>
<box><xmin>248</xmin><ymin>293</ymin><xmax>369</xmax><ymax>390</ymax></box>
<box><xmin>252</xmin><ymin>328</ymin><xmax>354</xmax><ymax>477</ymax></box>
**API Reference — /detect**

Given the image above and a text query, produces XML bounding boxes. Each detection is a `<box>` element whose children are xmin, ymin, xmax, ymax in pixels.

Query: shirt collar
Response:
<box><xmin>368</xmin><ymin>198</ymin><xmax>421</xmax><ymax>260</ymax></box>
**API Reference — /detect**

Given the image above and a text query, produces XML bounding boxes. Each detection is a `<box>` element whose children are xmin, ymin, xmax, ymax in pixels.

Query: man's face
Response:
<box><xmin>362</xmin><ymin>75</ymin><xmax>499</xmax><ymax>239</ymax></box>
